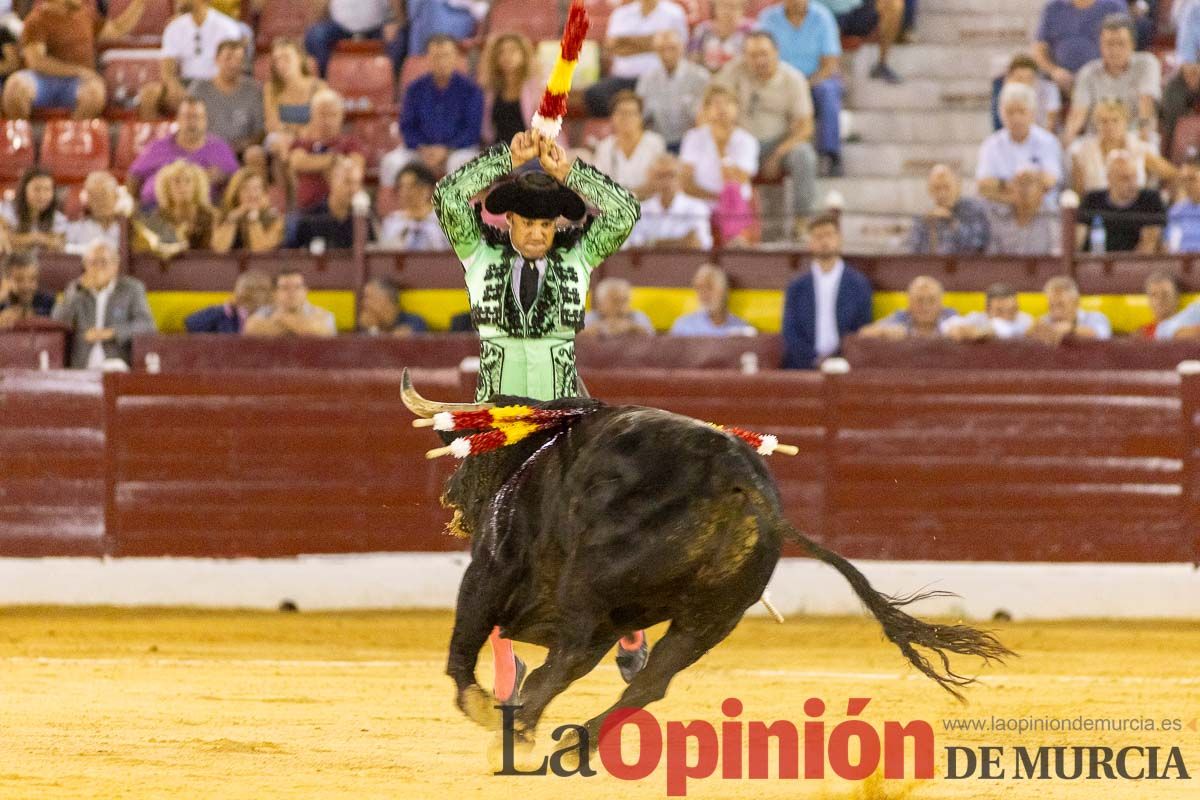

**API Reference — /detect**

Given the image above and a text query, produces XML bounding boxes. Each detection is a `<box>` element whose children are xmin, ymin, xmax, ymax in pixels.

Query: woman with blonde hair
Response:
<box><xmin>212</xmin><ymin>167</ymin><xmax>285</xmax><ymax>253</ymax></box>
<box><xmin>1069</xmin><ymin>98</ymin><xmax>1176</xmax><ymax>195</ymax></box>
<box><xmin>134</xmin><ymin>160</ymin><xmax>216</xmax><ymax>259</ymax></box>
<box><xmin>478</xmin><ymin>33</ymin><xmax>542</xmax><ymax>147</ymax></box>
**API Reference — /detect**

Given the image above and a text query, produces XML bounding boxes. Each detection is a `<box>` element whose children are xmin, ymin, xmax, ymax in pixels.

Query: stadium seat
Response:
<box><xmin>375</xmin><ymin>184</ymin><xmax>398</xmax><ymax>217</ymax></box>
<box><xmin>114</xmin><ymin>120</ymin><xmax>174</xmax><ymax>177</ymax></box>
<box><xmin>348</xmin><ymin>115</ymin><xmax>403</xmax><ymax>181</ymax></box>
<box><xmin>1171</xmin><ymin>113</ymin><xmax>1200</xmax><ymax>162</ymax></box>
<box><xmin>0</xmin><ymin>120</ymin><xmax>35</xmax><ymax>183</ymax></box>
<box><xmin>40</xmin><ymin>120</ymin><xmax>111</xmax><ymax>183</ymax></box>
<box><xmin>487</xmin><ymin>0</ymin><xmax>562</xmax><ymax>41</ymax></box>
<box><xmin>102</xmin><ymin>53</ymin><xmax>162</xmax><ymax>112</ymax></box>
<box><xmin>582</xmin><ymin>0</ymin><xmax>621</xmax><ymax>39</ymax></box>
<box><xmin>256</xmin><ymin>0</ymin><xmax>321</xmax><ymax>49</ymax></box>
<box><xmin>328</xmin><ymin>53</ymin><xmax>396</xmax><ymax>113</ymax></box>
<box><xmin>61</xmin><ymin>183</ymin><xmax>87</xmax><ymax>221</ymax></box>
<box><xmin>106</xmin><ymin>0</ymin><xmax>175</xmax><ymax>47</ymax></box>
<box><xmin>399</xmin><ymin>56</ymin><xmax>431</xmax><ymax>93</ymax></box>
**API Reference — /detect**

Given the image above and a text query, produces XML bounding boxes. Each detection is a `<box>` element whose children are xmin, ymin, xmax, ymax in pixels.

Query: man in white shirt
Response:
<box><xmin>51</xmin><ymin>239</ymin><xmax>156</xmax><ymax>368</ymax></box>
<box><xmin>629</xmin><ymin>154</ymin><xmax>712</xmax><ymax>249</ymax></box>
<box><xmin>380</xmin><ymin>162</ymin><xmax>450</xmax><ymax>251</ymax></box>
<box><xmin>137</xmin><ymin>0</ymin><xmax>244</xmax><ymax>120</ymax></box>
<box><xmin>943</xmin><ymin>282</ymin><xmax>1033</xmax><ymax>341</ymax></box>
<box><xmin>585</xmin><ymin>0</ymin><xmax>689</xmax><ymax>116</ymax></box>
<box><xmin>977</xmin><ymin>82</ymin><xmax>1063</xmax><ymax>211</ymax></box>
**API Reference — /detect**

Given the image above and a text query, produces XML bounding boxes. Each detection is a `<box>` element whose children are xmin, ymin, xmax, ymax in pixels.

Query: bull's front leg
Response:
<box><xmin>447</xmin><ymin>558</ymin><xmax>506</xmax><ymax>730</ymax></box>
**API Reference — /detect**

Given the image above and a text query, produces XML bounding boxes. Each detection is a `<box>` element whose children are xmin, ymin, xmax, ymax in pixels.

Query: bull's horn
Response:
<box><xmin>401</xmin><ymin>367</ymin><xmax>494</xmax><ymax>418</ymax></box>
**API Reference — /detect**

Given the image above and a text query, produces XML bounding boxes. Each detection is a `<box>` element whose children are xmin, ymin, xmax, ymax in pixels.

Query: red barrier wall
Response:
<box><xmin>1</xmin><ymin>367</ymin><xmax>1197</xmax><ymax>562</ymax></box>
<box><xmin>0</xmin><ymin>370</ymin><xmax>105</xmax><ymax>555</ymax></box>
<box><xmin>842</xmin><ymin>337</ymin><xmax>1200</xmax><ymax>370</ymax></box>
<box><xmin>34</xmin><ymin>249</ymin><xmax>1200</xmax><ymax>295</ymax></box>
<box><xmin>131</xmin><ymin>334</ymin><xmax>784</xmax><ymax>372</ymax></box>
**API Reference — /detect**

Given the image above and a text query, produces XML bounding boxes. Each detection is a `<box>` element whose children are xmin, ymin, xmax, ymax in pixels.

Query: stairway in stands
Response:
<box><xmin>831</xmin><ymin>0</ymin><xmax>1047</xmax><ymax>252</ymax></box>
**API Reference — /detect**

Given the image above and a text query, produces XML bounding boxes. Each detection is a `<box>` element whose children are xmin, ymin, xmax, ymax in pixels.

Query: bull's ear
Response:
<box><xmin>401</xmin><ymin>368</ymin><xmax>495</xmax><ymax>418</ymax></box>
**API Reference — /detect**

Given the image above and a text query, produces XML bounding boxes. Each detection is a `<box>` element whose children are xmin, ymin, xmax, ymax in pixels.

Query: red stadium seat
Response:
<box><xmin>328</xmin><ymin>53</ymin><xmax>396</xmax><ymax>113</ymax></box>
<box><xmin>114</xmin><ymin>120</ymin><xmax>174</xmax><ymax>177</ymax></box>
<box><xmin>1171</xmin><ymin>114</ymin><xmax>1200</xmax><ymax>163</ymax></box>
<box><xmin>0</xmin><ymin>120</ymin><xmax>35</xmax><ymax>183</ymax></box>
<box><xmin>256</xmin><ymin>0</ymin><xmax>320</xmax><ymax>49</ymax></box>
<box><xmin>106</xmin><ymin>0</ymin><xmax>175</xmax><ymax>47</ymax></box>
<box><xmin>399</xmin><ymin>55</ymin><xmax>431</xmax><ymax>93</ymax></box>
<box><xmin>487</xmin><ymin>0</ymin><xmax>562</xmax><ymax>41</ymax></box>
<box><xmin>102</xmin><ymin>54</ymin><xmax>162</xmax><ymax>111</ymax></box>
<box><xmin>40</xmin><ymin>120</ymin><xmax>111</xmax><ymax>183</ymax></box>
<box><xmin>375</xmin><ymin>184</ymin><xmax>398</xmax><ymax>216</ymax></box>
<box><xmin>583</xmin><ymin>0</ymin><xmax>620</xmax><ymax>39</ymax></box>
<box><xmin>61</xmin><ymin>183</ymin><xmax>87</xmax><ymax>221</ymax></box>
<box><xmin>349</xmin><ymin>115</ymin><xmax>403</xmax><ymax>181</ymax></box>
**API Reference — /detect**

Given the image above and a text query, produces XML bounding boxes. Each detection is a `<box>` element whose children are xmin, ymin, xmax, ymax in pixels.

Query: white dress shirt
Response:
<box><xmin>812</xmin><ymin>259</ymin><xmax>844</xmax><ymax>360</ymax></box>
<box><xmin>87</xmin><ymin>280</ymin><xmax>116</xmax><ymax>369</ymax></box>
<box><xmin>511</xmin><ymin>255</ymin><xmax>547</xmax><ymax>308</ymax></box>
<box><xmin>629</xmin><ymin>192</ymin><xmax>713</xmax><ymax>249</ymax></box>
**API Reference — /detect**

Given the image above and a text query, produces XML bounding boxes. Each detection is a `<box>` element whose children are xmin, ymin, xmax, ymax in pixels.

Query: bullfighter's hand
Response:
<box><xmin>537</xmin><ymin>136</ymin><xmax>572</xmax><ymax>182</ymax></box>
<box><xmin>510</xmin><ymin>131</ymin><xmax>539</xmax><ymax>169</ymax></box>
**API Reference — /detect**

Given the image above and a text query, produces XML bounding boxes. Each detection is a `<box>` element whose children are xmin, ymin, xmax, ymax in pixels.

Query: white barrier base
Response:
<box><xmin>0</xmin><ymin>554</ymin><xmax>1197</xmax><ymax>619</ymax></box>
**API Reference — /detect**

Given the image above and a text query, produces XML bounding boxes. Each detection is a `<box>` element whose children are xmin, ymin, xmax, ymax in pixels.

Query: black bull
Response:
<box><xmin>402</xmin><ymin>372</ymin><xmax>1013</xmax><ymax>752</ymax></box>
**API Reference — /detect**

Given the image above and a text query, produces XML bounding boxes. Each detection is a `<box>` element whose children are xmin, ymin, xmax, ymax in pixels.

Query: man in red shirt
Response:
<box><xmin>2</xmin><ymin>0</ymin><xmax>147</xmax><ymax>119</ymax></box>
<box><xmin>287</xmin><ymin>88</ymin><xmax>366</xmax><ymax>211</ymax></box>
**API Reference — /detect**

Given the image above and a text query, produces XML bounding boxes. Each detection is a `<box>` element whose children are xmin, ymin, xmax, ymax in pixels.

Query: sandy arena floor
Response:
<box><xmin>1</xmin><ymin>607</ymin><xmax>1197</xmax><ymax>800</ymax></box>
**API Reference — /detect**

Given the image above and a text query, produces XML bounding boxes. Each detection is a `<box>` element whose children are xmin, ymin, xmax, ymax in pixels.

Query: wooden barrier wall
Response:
<box><xmin>32</xmin><ymin>250</ymin><xmax>1200</xmax><ymax>296</ymax></box>
<box><xmin>2</xmin><ymin>367</ymin><xmax>1198</xmax><ymax>563</ymax></box>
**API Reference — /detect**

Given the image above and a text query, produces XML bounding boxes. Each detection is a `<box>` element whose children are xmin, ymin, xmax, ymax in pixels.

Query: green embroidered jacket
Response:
<box><xmin>433</xmin><ymin>144</ymin><xmax>640</xmax><ymax>402</ymax></box>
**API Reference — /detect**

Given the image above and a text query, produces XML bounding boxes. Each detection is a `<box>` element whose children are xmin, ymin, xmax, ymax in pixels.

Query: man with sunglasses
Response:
<box><xmin>138</xmin><ymin>0</ymin><xmax>243</xmax><ymax>121</ymax></box>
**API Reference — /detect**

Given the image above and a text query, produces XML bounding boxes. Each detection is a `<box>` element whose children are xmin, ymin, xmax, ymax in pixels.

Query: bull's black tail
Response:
<box><xmin>783</xmin><ymin>525</ymin><xmax>1014</xmax><ymax>702</ymax></box>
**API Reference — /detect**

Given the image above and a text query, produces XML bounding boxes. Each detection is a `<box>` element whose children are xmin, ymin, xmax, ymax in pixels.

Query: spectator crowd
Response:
<box><xmin>2</xmin><ymin>0</ymin><xmax>1200</xmax><ymax>371</ymax></box>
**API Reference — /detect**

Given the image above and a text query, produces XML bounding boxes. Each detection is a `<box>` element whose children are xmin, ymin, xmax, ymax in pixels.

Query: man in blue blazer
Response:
<box><xmin>782</xmin><ymin>213</ymin><xmax>874</xmax><ymax>368</ymax></box>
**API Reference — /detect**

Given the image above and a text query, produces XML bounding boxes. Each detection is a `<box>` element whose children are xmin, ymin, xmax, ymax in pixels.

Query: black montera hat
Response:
<box><xmin>484</xmin><ymin>171</ymin><xmax>586</xmax><ymax>221</ymax></box>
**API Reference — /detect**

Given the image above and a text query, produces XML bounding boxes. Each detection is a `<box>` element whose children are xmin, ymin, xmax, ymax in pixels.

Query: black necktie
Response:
<box><xmin>519</xmin><ymin>260</ymin><xmax>539</xmax><ymax>312</ymax></box>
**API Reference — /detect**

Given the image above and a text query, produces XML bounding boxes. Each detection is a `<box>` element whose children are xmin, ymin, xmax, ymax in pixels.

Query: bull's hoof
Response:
<box><xmin>457</xmin><ymin>685</ymin><xmax>501</xmax><ymax>730</ymax></box>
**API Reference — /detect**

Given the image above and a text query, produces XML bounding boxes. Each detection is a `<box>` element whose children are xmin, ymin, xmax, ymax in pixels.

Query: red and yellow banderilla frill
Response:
<box><xmin>531</xmin><ymin>0</ymin><xmax>590</xmax><ymax>140</ymax></box>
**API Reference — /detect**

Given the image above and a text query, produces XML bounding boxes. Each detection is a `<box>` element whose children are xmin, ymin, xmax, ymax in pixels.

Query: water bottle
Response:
<box><xmin>1089</xmin><ymin>215</ymin><xmax>1106</xmax><ymax>254</ymax></box>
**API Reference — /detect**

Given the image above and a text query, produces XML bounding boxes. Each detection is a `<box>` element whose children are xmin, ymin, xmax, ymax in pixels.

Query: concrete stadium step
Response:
<box><xmin>846</xmin><ymin>109</ymin><xmax>994</xmax><ymax>144</ymax></box>
<box><xmin>841</xmin><ymin>142</ymin><xmax>979</xmax><ymax>178</ymax></box>
<box><xmin>915</xmin><ymin>11</ymin><xmax>1033</xmax><ymax>45</ymax></box>
<box><xmin>822</xmin><ymin>175</ymin><xmax>976</xmax><ymax>215</ymax></box>
<box><xmin>849</xmin><ymin>43</ymin><xmax>1021</xmax><ymax>81</ymax></box>
<box><xmin>839</xmin><ymin>212</ymin><xmax>915</xmax><ymax>254</ymax></box>
<box><xmin>845</xmin><ymin>77</ymin><xmax>991</xmax><ymax>110</ymax></box>
<box><xmin>919</xmin><ymin>0</ymin><xmax>1045</xmax><ymax>15</ymax></box>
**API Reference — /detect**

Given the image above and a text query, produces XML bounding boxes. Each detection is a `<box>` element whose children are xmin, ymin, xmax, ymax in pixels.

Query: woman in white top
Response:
<box><xmin>589</xmin><ymin>91</ymin><xmax>666</xmax><ymax>197</ymax></box>
<box><xmin>678</xmin><ymin>83</ymin><xmax>759</xmax><ymax>202</ymax></box>
<box><xmin>1069</xmin><ymin>98</ymin><xmax>1175</xmax><ymax>195</ymax></box>
<box><xmin>1</xmin><ymin>167</ymin><xmax>68</xmax><ymax>253</ymax></box>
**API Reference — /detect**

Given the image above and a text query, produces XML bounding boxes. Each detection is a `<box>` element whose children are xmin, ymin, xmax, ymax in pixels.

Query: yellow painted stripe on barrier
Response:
<box><xmin>398</xmin><ymin>288</ymin><xmax>471</xmax><ymax>330</ymax></box>
<box><xmin>147</xmin><ymin>291</ymin><xmax>358</xmax><ymax>333</ymax></box>
<box><xmin>148</xmin><ymin>289</ymin><xmax>1198</xmax><ymax>337</ymax></box>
